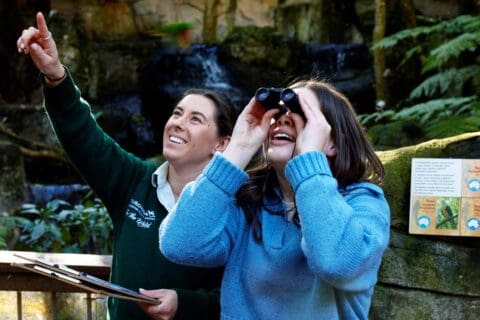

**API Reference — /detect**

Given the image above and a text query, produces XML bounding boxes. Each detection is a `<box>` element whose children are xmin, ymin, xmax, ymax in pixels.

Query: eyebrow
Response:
<box><xmin>174</xmin><ymin>106</ymin><xmax>208</xmax><ymax>121</ymax></box>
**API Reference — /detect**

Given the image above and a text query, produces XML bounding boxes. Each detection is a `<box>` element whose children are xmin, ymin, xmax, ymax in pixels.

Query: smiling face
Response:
<box><xmin>162</xmin><ymin>94</ymin><xmax>222</xmax><ymax>168</ymax></box>
<box><xmin>267</xmin><ymin>112</ymin><xmax>297</xmax><ymax>170</ymax></box>
<box><xmin>266</xmin><ymin>87</ymin><xmax>334</xmax><ymax>171</ymax></box>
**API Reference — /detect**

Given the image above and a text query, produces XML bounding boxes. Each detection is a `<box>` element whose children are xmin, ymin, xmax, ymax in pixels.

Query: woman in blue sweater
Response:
<box><xmin>160</xmin><ymin>79</ymin><xmax>390</xmax><ymax>319</ymax></box>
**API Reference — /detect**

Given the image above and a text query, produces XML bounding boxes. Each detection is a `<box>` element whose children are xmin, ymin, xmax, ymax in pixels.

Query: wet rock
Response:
<box><xmin>0</xmin><ymin>141</ymin><xmax>26</xmax><ymax>214</ymax></box>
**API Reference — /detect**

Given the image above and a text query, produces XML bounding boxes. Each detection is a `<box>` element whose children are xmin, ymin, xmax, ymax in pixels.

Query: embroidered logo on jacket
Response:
<box><xmin>126</xmin><ymin>199</ymin><xmax>156</xmax><ymax>228</ymax></box>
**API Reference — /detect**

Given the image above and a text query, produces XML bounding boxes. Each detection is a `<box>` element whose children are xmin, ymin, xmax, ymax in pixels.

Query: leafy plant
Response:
<box><xmin>364</xmin><ymin>15</ymin><xmax>480</xmax><ymax>143</ymax></box>
<box><xmin>0</xmin><ymin>214</ymin><xmax>28</xmax><ymax>250</ymax></box>
<box><xmin>16</xmin><ymin>194</ymin><xmax>113</xmax><ymax>254</ymax></box>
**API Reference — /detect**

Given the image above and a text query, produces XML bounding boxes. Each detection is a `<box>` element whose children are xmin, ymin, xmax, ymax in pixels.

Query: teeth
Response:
<box><xmin>169</xmin><ymin>135</ymin><xmax>186</xmax><ymax>144</ymax></box>
<box><xmin>273</xmin><ymin>133</ymin><xmax>293</xmax><ymax>141</ymax></box>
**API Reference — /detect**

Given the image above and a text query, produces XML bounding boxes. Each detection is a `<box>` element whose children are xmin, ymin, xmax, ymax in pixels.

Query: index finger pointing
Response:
<box><xmin>36</xmin><ymin>12</ymin><xmax>50</xmax><ymax>37</ymax></box>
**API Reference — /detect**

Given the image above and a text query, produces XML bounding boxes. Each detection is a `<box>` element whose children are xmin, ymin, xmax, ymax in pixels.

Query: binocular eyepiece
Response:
<box><xmin>255</xmin><ymin>87</ymin><xmax>303</xmax><ymax>118</ymax></box>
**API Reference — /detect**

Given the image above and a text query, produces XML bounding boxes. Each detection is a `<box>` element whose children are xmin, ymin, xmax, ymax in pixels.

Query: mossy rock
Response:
<box><xmin>378</xmin><ymin>132</ymin><xmax>480</xmax><ymax>231</ymax></box>
<box><xmin>368</xmin><ymin>120</ymin><xmax>425</xmax><ymax>150</ymax></box>
<box><xmin>222</xmin><ymin>26</ymin><xmax>301</xmax><ymax>70</ymax></box>
<box><xmin>371</xmin><ymin>132</ymin><xmax>480</xmax><ymax>319</ymax></box>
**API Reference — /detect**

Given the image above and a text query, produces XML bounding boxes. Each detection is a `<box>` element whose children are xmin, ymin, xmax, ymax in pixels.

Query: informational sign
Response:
<box><xmin>409</xmin><ymin>158</ymin><xmax>480</xmax><ymax>237</ymax></box>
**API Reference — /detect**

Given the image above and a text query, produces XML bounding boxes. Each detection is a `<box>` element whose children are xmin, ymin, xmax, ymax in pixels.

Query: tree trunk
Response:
<box><xmin>225</xmin><ymin>0</ymin><xmax>237</xmax><ymax>35</ymax></box>
<box><xmin>373</xmin><ymin>0</ymin><xmax>387</xmax><ymax>108</ymax></box>
<box><xmin>202</xmin><ymin>0</ymin><xmax>221</xmax><ymax>43</ymax></box>
<box><xmin>399</xmin><ymin>0</ymin><xmax>417</xmax><ymax>28</ymax></box>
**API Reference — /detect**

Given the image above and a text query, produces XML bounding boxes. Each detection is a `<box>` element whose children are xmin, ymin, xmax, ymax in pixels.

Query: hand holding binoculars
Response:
<box><xmin>254</xmin><ymin>87</ymin><xmax>304</xmax><ymax>118</ymax></box>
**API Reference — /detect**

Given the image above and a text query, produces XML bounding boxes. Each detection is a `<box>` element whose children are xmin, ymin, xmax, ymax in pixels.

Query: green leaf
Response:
<box><xmin>410</xmin><ymin>67</ymin><xmax>480</xmax><ymax>100</ymax></box>
<box><xmin>31</xmin><ymin>223</ymin><xmax>46</xmax><ymax>241</ymax></box>
<box><xmin>425</xmin><ymin>115</ymin><xmax>480</xmax><ymax>138</ymax></box>
<box><xmin>423</xmin><ymin>31</ymin><xmax>480</xmax><ymax>73</ymax></box>
<box><xmin>372</xmin><ymin>26</ymin><xmax>435</xmax><ymax>50</ymax></box>
<box><xmin>394</xmin><ymin>97</ymin><xmax>477</xmax><ymax>124</ymax></box>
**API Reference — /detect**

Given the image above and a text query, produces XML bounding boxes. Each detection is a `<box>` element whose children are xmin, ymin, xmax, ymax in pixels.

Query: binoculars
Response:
<box><xmin>255</xmin><ymin>87</ymin><xmax>304</xmax><ymax>118</ymax></box>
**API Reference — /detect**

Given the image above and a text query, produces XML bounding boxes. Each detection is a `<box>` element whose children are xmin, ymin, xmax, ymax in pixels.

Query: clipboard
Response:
<box><xmin>11</xmin><ymin>253</ymin><xmax>159</xmax><ymax>304</ymax></box>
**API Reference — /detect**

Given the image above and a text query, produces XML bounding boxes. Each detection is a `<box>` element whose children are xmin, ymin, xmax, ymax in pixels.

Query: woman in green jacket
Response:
<box><xmin>17</xmin><ymin>12</ymin><xmax>238</xmax><ymax>320</ymax></box>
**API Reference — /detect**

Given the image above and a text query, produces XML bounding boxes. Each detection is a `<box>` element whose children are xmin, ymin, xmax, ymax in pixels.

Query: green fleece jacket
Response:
<box><xmin>43</xmin><ymin>70</ymin><xmax>222</xmax><ymax>320</ymax></box>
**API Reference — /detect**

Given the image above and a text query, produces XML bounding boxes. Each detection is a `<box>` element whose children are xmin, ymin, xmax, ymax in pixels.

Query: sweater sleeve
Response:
<box><xmin>285</xmin><ymin>151</ymin><xmax>390</xmax><ymax>291</ymax></box>
<box><xmin>160</xmin><ymin>152</ymin><xmax>248</xmax><ymax>267</ymax></box>
<box><xmin>42</xmin><ymin>68</ymin><xmax>148</xmax><ymax>215</ymax></box>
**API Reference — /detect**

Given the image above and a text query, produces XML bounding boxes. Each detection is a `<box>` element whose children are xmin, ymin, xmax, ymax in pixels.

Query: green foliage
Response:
<box><xmin>373</xmin><ymin>15</ymin><xmax>480</xmax><ymax>51</ymax></box>
<box><xmin>409</xmin><ymin>66</ymin><xmax>480</xmax><ymax>100</ymax></box>
<box><xmin>365</xmin><ymin>15</ymin><xmax>480</xmax><ymax>146</ymax></box>
<box><xmin>15</xmin><ymin>195</ymin><xmax>113</xmax><ymax>254</ymax></box>
<box><xmin>0</xmin><ymin>215</ymin><xmax>28</xmax><ymax>250</ymax></box>
<box><xmin>436</xmin><ymin>198</ymin><xmax>459</xmax><ymax>230</ymax></box>
<box><xmin>366</xmin><ymin>120</ymin><xmax>424</xmax><ymax>149</ymax></box>
<box><xmin>395</xmin><ymin>97</ymin><xmax>479</xmax><ymax>123</ymax></box>
<box><xmin>423</xmin><ymin>31</ymin><xmax>480</xmax><ymax>73</ymax></box>
<box><xmin>425</xmin><ymin>115</ymin><xmax>480</xmax><ymax>139</ymax></box>
<box><xmin>360</xmin><ymin>97</ymin><xmax>480</xmax><ymax>139</ymax></box>
<box><xmin>156</xmin><ymin>22</ymin><xmax>193</xmax><ymax>35</ymax></box>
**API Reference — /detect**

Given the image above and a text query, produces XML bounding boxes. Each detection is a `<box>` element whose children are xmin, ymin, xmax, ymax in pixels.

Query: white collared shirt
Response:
<box><xmin>151</xmin><ymin>161</ymin><xmax>176</xmax><ymax>213</ymax></box>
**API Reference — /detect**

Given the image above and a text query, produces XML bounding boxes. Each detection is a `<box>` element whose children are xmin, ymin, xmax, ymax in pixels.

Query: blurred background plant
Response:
<box><xmin>0</xmin><ymin>215</ymin><xmax>28</xmax><ymax>250</ymax></box>
<box><xmin>7</xmin><ymin>192</ymin><xmax>112</xmax><ymax>254</ymax></box>
<box><xmin>363</xmin><ymin>14</ymin><xmax>480</xmax><ymax>147</ymax></box>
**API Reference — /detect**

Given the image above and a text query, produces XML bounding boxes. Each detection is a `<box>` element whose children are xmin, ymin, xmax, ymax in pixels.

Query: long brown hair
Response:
<box><xmin>236</xmin><ymin>79</ymin><xmax>384</xmax><ymax>241</ymax></box>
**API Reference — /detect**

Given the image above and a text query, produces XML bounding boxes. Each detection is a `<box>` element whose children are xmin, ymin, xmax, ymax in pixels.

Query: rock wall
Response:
<box><xmin>371</xmin><ymin>132</ymin><xmax>480</xmax><ymax>319</ymax></box>
<box><xmin>0</xmin><ymin>142</ymin><xmax>25</xmax><ymax>215</ymax></box>
<box><xmin>46</xmin><ymin>0</ymin><xmax>477</xmax><ymax>44</ymax></box>
<box><xmin>3</xmin><ymin>0</ymin><xmax>479</xmax><ymax>104</ymax></box>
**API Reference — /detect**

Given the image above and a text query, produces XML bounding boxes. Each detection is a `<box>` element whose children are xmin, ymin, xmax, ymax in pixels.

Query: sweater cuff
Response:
<box><xmin>285</xmin><ymin>151</ymin><xmax>332</xmax><ymax>190</ymax></box>
<box><xmin>42</xmin><ymin>66</ymin><xmax>79</xmax><ymax>113</ymax></box>
<box><xmin>204</xmin><ymin>152</ymin><xmax>249</xmax><ymax>195</ymax></box>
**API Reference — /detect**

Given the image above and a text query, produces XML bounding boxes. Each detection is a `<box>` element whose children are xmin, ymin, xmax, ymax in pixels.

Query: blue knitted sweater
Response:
<box><xmin>160</xmin><ymin>151</ymin><xmax>390</xmax><ymax>319</ymax></box>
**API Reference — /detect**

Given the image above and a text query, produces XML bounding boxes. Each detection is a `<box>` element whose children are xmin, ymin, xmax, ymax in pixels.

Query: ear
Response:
<box><xmin>324</xmin><ymin>143</ymin><xmax>337</xmax><ymax>158</ymax></box>
<box><xmin>214</xmin><ymin>136</ymin><xmax>231</xmax><ymax>152</ymax></box>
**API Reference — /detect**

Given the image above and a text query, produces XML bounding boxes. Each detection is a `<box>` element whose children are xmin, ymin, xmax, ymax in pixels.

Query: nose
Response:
<box><xmin>169</xmin><ymin>115</ymin><xmax>187</xmax><ymax>129</ymax></box>
<box><xmin>275</xmin><ymin>113</ymin><xmax>293</xmax><ymax>127</ymax></box>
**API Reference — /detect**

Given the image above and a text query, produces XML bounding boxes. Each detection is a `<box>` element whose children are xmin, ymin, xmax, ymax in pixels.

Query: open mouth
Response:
<box><xmin>272</xmin><ymin>133</ymin><xmax>295</xmax><ymax>142</ymax></box>
<box><xmin>168</xmin><ymin>135</ymin><xmax>186</xmax><ymax>144</ymax></box>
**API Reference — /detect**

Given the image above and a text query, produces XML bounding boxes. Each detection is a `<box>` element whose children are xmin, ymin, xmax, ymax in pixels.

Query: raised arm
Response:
<box><xmin>160</xmin><ymin>153</ymin><xmax>248</xmax><ymax>267</ymax></box>
<box><xmin>160</xmin><ymin>98</ymin><xmax>278</xmax><ymax>266</ymax></box>
<box><xmin>17</xmin><ymin>12</ymin><xmax>65</xmax><ymax>85</ymax></box>
<box><xmin>286</xmin><ymin>151</ymin><xmax>390</xmax><ymax>291</ymax></box>
<box><xmin>17</xmin><ymin>12</ymin><xmax>148</xmax><ymax>213</ymax></box>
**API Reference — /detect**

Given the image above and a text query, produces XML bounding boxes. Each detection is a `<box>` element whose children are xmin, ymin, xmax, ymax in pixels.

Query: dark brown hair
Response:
<box><xmin>236</xmin><ymin>79</ymin><xmax>385</xmax><ymax>240</ymax></box>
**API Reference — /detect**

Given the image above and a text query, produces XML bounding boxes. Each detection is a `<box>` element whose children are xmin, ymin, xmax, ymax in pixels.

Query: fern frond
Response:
<box><xmin>410</xmin><ymin>66</ymin><xmax>480</xmax><ymax>99</ymax></box>
<box><xmin>422</xmin><ymin>31</ymin><xmax>480</xmax><ymax>72</ymax></box>
<box><xmin>358</xmin><ymin>110</ymin><xmax>396</xmax><ymax>126</ymax></box>
<box><xmin>456</xmin><ymin>99</ymin><xmax>480</xmax><ymax>115</ymax></box>
<box><xmin>372</xmin><ymin>26</ymin><xmax>434</xmax><ymax>49</ymax></box>
<box><xmin>445</xmin><ymin>15</ymin><xmax>480</xmax><ymax>34</ymax></box>
<box><xmin>398</xmin><ymin>45</ymin><xmax>423</xmax><ymax>68</ymax></box>
<box><xmin>372</xmin><ymin>15</ymin><xmax>479</xmax><ymax>50</ymax></box>
<box><xmin>425</xmin><ymin>115</ymin><xmax>480</xmax><ymax>139</ymax></box>
<box><xmin>394</xmin><ymin>97</ymin><xmax>477</xmax><ymax>124</ymax></box>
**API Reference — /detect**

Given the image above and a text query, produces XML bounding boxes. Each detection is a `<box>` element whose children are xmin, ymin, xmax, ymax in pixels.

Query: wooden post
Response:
<box><xmin>16</xmin><ymin>291</ymin><xmax>22</xmax><ymax>320</ymax></box>
<box><xmin>86</xmin><ymin>293</ymin><xmax>93</xmax><ymax>320</ymax></box>
<box><xmin>51</xmin><ymin>291</ymin><xmax>57</xmax><ymax>320</ymax></box>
